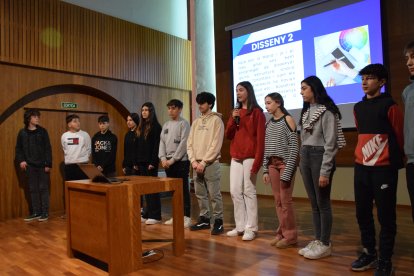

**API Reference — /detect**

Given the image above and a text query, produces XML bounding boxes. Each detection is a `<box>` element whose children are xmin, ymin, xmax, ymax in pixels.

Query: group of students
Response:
<box><xmin>218</xmin><ymin>44</ymin><xmax>413</xmax><ymax>276</ymax></box>
<box><xmin>15</xmin><ymin>42</ymin><xmax>414</xmax><ymax>276</ymax></box>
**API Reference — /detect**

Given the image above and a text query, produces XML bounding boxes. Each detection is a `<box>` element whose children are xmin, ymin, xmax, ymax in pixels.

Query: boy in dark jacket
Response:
<box><xmin>352</xmin><ymin>64</ymin><xmax>404</xmax><ymax>276</ymax></box>
<box><xmin>91</xmin><ymin>115</ymin><xmax>117</xmax><ymax>177</ymax></box>
<box><xmin>15</xmin><ymin>109</ymin><xmax>52</xmax><ymax>222</ymax></box>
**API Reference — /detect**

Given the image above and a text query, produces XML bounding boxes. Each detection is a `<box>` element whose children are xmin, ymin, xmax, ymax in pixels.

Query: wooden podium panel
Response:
<box><xmin>65</xmin><ymin>176</ymin><xmax>184</xmax><ymax>275</ymax></box>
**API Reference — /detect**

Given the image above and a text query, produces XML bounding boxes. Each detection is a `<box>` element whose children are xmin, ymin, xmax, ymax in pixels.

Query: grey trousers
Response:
<box><xmin>193</xmin><ymin>162</ymin><xmax>223</xmax><ymax>220</ymax></box>
<box><xmin>299</xmin><ymin>146</ymin><xmax>335</xmax><ymax>245</ymax></box>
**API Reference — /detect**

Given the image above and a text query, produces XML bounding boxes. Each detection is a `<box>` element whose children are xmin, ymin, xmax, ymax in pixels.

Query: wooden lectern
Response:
<box><xmin>65</xmin><ymin>176</ymin><xmax>184</xmax><ymax>275</ymax></box>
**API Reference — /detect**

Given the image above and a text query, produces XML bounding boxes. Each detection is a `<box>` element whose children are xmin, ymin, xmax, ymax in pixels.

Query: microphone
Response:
<box><xmin>235</xmin><ymin>115</ymin><xmax>240</xmax><ymax>126</ymax></box>
<box><xmin>234</xmin><ymin>103</ymin><xmax>240</xmax><ymax>127</ymax></box>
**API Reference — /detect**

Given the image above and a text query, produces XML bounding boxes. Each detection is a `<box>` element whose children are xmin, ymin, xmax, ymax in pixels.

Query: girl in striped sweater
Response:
<box><xmin>263</xmin><ymin>92</ymin><xmax>299</xmax><ymax>249</ymax></box>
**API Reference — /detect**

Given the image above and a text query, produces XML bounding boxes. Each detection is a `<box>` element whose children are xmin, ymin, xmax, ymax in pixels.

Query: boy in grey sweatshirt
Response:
<box><xmin>159</xmin><ymin>99</ymin><xmax>191</xmax><ymax>228</ymax></box>
<box><xmin>402</xmin><ymin>41</ymin><xmax>414</xmax><ymax>222</ymax></box>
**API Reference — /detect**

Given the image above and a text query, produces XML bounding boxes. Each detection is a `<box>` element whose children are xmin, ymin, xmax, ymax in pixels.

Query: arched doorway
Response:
<box><xmin>0</xmin><ymin>85</ymin><xmax>130</xmax><ymax>220</ymax></box>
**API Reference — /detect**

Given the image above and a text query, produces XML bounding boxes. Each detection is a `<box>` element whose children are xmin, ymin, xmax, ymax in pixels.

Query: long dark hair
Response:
<box><xmin>236</xmin><ymin>81</ymin><xmax>263</xmax><ymax>113</ymax></box>
<box><xmin>265</xmin><ymin>92</ymin><xmax>289</xmax><ymax>116</ymax></box>
<box><xmin>136</xmin><ymin>102</ymin><xmax>161</xmax><ymax>139</ymax></box>
<box><xmin>299</xmin><ymin>76</ymin><xmax>341</xmax><ymax>125</ymax></box>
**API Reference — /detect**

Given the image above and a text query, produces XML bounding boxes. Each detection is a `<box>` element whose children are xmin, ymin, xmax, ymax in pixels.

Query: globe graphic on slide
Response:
<box><xmin>339</xmin><ymin>27</ymin><xmax>368</xmax><ymax>51</ymax></box>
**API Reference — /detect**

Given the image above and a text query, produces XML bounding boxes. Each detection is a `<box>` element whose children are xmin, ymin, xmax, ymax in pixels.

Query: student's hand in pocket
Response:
<box><xmin>263</xmin><ymin>174</ymin><xmax>270</xmax><ymax>184</ymax></box>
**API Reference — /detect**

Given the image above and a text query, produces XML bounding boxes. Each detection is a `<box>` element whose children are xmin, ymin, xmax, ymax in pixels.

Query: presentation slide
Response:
<box><xmin>231</xmin><ymin>0</ymin><xmax>383</xmax><ymax>127</ymax></box>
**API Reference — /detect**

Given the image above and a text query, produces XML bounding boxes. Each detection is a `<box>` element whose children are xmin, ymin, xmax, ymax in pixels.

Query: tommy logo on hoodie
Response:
<box><xmin>355</xmin><ymin>134</ymin><xmax>390</xmax><ymax>166</ymax></box>
<box><xmin>67</xmin><ymin>137</ymin><xmax>79</xmax><ymax>145</ymax></box>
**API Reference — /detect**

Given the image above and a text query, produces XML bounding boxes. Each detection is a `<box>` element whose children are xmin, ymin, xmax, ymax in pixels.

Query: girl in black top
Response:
<box><xmin>122</xmin><ymin>113</ymin><xmax>140</xmax><ymax>175</ymax></box>
<box><xmin>135</xmin><ymin>102</ymin><xmax>162</xmax><ymax>224</ymax></box>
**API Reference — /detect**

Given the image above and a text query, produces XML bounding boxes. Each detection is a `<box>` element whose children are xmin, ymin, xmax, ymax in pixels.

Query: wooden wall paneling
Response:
<box><xmin>0</xmin><ymin>109</ymin><xmax>27</xmax><ymax>219</ymax></box>
<box><xmin>22</xmin><ymin>0</ymin><xmax>27</xmax><ymax>62</ymax></box>
<box><xmin>64</xmin><ymin>3</ymin><xmax>69</xmax><ymax>71</ymax></box>
<box><xmin>39</xmin><ymin>0</ymin><xmax>45</xmax><ymax>67</ymax></box>
<box><xmin>86</xmin><ymin>8</ymin><xmax>90</xmax><ymax>74</ymax></box>
<box><xmin>0</xmin><ymin>63</ymin><xmax>191</xmax><ymax>220</ymax></box>
<box><xmin>0</xmin><ymin>0</ymin><xmax>3</xmax><ymax>58</ymax></box>
<box><xmin>10</xmin><ymin>0</ymin><xmax>15</xmax><ymax>61</ymax></box>
<box><xmin>16</xmin><ymin>0</ymin><xmax>21</xmax><ymax>62</ymax></box>
<box><xmin>383</xmin><ymin>0</ymin><xmax>414</xmax><ymax>108</ymax></box>
<box><xmin>2</xmin><ymin>0</ymin><xmax>9</xmax><ymax>59</ymax></box>
<box><xmin>216</xmin><ymin>71</ymin><xmax>233</xmax><ymax>163</ymax></box>
<box><xmin>7</xmin><ymin>0</ymin><xmax>12</xmax><ymax>59</ymax></box>
<box><xmin>0</xmin><ymin>91</ymin><xmax>129</xmax><ymax>220</ymax></box>
<box><xmin>43</xmin><ymin>0</ymin><xmax>48</xmax><ymax>67</ymax></box>
<box><xmin>35</xmin><ymin>0</ymin><xmax>40</xmax><ymax>66</ymax></box>
<box><xmin>146</xmin><ymin>28</ymin><xmax>153</xmax><ymax>85</ymax></box>
<box><xmin>0</xmin><ymin>1</ymin><xmax>2</xmax><ymax>55</ymax></box>
<box><xmin>67</xmin><ymin>2</ymin><xmax>73</xmax><ymax>71</ymax></box>
<box><xmin>0</xmin><ymin>0</ymin><xmax>194</xmax><ymax>220</ymax></box>
<box><xmin>18</xmin><ymin>0</ymin><xmax>24</xmax><ymax>62</ymax></box>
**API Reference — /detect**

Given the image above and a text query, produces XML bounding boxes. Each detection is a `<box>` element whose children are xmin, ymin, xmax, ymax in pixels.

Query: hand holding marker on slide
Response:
<box><xmin>328</xmin><ymin>59</ymin><xmax>359</xmax><ymax>79</ymax></box>
<box><xmin>323</xmin><ymin>56</ymin><xmax>346</xmax><ymax>67</ymax></box>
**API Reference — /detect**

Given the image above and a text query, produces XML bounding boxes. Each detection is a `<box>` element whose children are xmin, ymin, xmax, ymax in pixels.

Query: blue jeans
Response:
<box><xmin>299</xmin><ymin>146</ymin><xmax>335</xmax><ymax>245</ymax></box>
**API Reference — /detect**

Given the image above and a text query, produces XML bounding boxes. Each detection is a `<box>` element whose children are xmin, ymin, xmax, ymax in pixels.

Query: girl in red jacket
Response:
<box><xmin>225</xmin><ymin>81</ymin><xmax>265</xmax><ymax>241</ymax></box>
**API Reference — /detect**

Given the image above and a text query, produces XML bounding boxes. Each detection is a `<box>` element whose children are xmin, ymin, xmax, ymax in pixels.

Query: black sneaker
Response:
<box><xmin>211</xmin><ymin>219</ymin><xmax>224</xmax><ymax>235</ymax></box>
<box><xmin>24</xmin><ymin>214</ymin><xmax>41</xmax><ymax>222</ymax></box>
<box><xmin>351</xmin><ymin>248</ymin><xmax>377</xmax><ymax>271</ymax></box>
<box><xmin>374</xmin><ymin>259</ymin><xmax>394</xmax><ymax>276</ymax></box>
<box><xmin>38</xmin><ymin>214</ymin><xmax>49</xmax><ymax>222</ymax></box>
<box><xmin>190</xmin><ymin>216</ymin><xmax>210</xmax><ymax>231</ymax></box>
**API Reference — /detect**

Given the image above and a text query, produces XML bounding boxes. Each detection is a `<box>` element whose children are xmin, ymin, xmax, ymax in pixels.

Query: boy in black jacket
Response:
<box><xmin>15</xmin><ymin>109</ymin><xmax>52</xmax><ymax>222</ymax></box>
<box><xmin>91</xmin><ymin>115</ymin><xmax>118</xmax><ymax>177</ymax></box>
<box><xmin>351</xmin><ymin>64</ymin><xmax>404</xmax><ymax>276</ymax></box>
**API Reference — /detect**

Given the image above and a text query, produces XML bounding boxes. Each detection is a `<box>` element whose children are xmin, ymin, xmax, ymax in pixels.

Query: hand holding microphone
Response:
<box><xmin>233</xmin><ymin>104</ymin><xmax>240</xmax><ymax>127</ymax></box>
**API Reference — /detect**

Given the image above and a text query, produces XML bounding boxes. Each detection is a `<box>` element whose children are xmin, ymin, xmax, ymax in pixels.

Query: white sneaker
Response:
<box><xmin>298</xmin><ymin>240</ymin><xmax>318</xmax><ymax>256</ymax></box>
<box><xmin>242</xmin><ymin>229</ymin><xmax>256</xmax><ymax>241</ymax></box>
<box><xmin>226</xmin><ymin>229</ymin><xmax>243</xmax><ymax>237</ymax></box>
<box><xmin>304</xmin><ymin>241</ymin><xmax>332</xmax><ymax>259</ymax></box>
<box><xmin>141</xmin><ymin>217</ymin><xmax>147</xmax><ymax>223</ymax></box>
<box><xmin>145</xmin><ymin>218</ymin><xmax>161</xmax><ymax>225</ymax></box>
<box><xmin>164</xmin><ymin>217</ymin><xmax>173</xmax><ymax>225</ymax></box>
<box><xmin>164</xmin><ymin>216</ymin><xmax>191</xmax><ymax>228</ymax></box>
<box><xmin>184</xmin><ymin>216</ymin><xmax>192</xmax><ymax>228</ymax></box>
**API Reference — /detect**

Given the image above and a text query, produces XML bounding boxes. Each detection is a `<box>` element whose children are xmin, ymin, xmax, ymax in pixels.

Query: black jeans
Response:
<box><xmin>406</xmin><ymin>163</ymin><xmax>414</xmax><ymax>222</ymax></box>
<box><xmin>124</xmin><ymin>167</ymin><xmax>145</xmax><ymax>210</ymax></box>
<box><xmin>64</xmin><ymin>164</ymin><xmax>88</xmax><ymax>181</ymax></box>
<box><xmin>27</xmin><ymin>166</ymin><xmax>50</xmax><ymax>215</ymax></box>
<box><xmin>165</xmin><ymin>160</ymin><xmax>191</xmax><ymax>217</ymax></box>
<box><xmin>124</xmin><ymin>167</ymin><xmax>138</xmax><ymax>176</ymax></box>
<box><xmin>137</xmin><ymin>163</ymin><xmax>161</xmax><ymax>220</ymax></box>
<box><xmin>354</xmin><ymin>165</ymin><xmax>397</xmax><ymax>260</ymax></box>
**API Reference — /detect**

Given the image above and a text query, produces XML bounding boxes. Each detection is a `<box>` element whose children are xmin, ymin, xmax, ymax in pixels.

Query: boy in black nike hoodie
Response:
<box><xmin>351</xmin><ymin>64</ymin><xmax>404</xmax><ymax>276</ymax></box>
<box><xmin>92</xmin><ymin>115</ymin><xmax>118</xmax><ymax>177</ymax></box>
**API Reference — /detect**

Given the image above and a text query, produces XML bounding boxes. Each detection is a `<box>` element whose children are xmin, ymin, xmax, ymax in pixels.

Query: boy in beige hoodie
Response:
<box><xmin>187</xmin><ymin>92</ymin><xmax>225</xmax><ymax>235</ymax></box>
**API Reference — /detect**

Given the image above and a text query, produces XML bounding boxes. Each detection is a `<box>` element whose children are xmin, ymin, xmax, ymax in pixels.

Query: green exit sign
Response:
<box><xmin>61</xmin><ymin>102</ymin><xmax>78</xmax><ymax>109</ymax></box>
